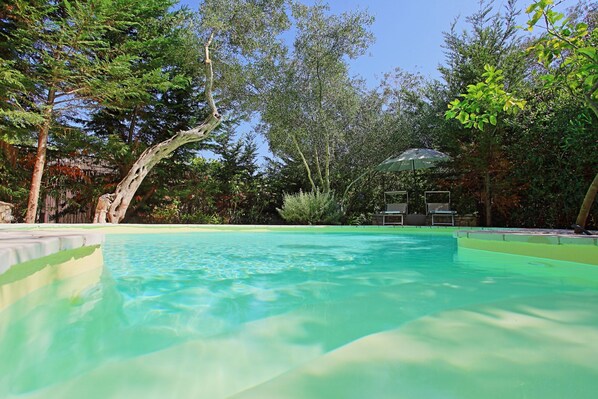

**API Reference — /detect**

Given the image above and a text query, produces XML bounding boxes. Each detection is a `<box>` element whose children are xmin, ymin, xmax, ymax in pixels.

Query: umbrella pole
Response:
<box><xmin>412</xmin><ymin>160</ymin><xmax>417</xmax><ymax>214</ymax></box>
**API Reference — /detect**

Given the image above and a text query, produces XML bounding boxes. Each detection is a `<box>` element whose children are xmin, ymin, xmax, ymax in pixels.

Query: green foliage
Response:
<box><xmin>1</xmin><ymin>0</ymin><xmax>186</xmax><ymax>120</ymax></box>
<box><xmin>148</xmin><ymin>199</ymin><xmax>224</xmax><ymax>224</ymax></box>
<box><xmin>439</xmin><ymin>0</ymin><xmax>526</xmax><ymax>96</ymax></box>
<box><xmin>526</xmin><ymin>0</ymin><xmax>598</xmax><ymax>116</ymax></box>
<box><xmin>0</xmin><ymin>60</ymin><xmax>44</xmax><ymax>132</ymax></box>
<box><xmin>526</xmin><ymin>1</ymin><xmax>598</xmax><ymax>227</ymax></box>
<box><xmin>198</xmin><ymin>0</ymin><xmax>291</xmax><ymax>114</ymax></box>
<box><xmin>135</xmin><ymin>130</ymin><xmax>274</xmax><ymax>224</ymax></box>
<box><xmin>445</xmin><ymin>65</ymin><xmax>526</xmax><ymax>131</ymax></box>
<box><xmin>261</xmin><ymin>3</ymin><xmax>373</xmax><ymax>193</ymax></box>
<box><xmin>443</xmin><ymin>64</ymin><xmax>526</xmax><ymax>226</ymax></box>
<box><xmin>0</xmin><ymin>142</ymin><xmax>29</xmax><ymax>219</ymax></box>
<box><xmin>508</xmin><ymin>85</ymin><xmax>597</xmax><ymax>227</ymax></box>
<box><xmin>277</xmin><ymin>190</ymin><xmax>342</xmax><ymax>225</ymax></box>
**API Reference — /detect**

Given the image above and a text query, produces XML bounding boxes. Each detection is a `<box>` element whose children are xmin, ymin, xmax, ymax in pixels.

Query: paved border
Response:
<box><xmin>454</xmin><ymin>229</ymin><xmax>598</xmax><ymax>265</ymax></box>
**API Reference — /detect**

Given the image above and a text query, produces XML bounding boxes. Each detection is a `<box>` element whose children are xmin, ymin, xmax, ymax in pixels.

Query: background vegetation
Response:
<box><xmin>1</xmin><ymin>0</ymin><xmax>596</xmax><ymax>228</ymax></box>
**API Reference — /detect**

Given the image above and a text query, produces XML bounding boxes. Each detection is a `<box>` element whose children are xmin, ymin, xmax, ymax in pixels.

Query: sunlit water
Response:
<box><xmin>1</xmin><ymin>230</ymin><xmax>597</xmax><ymax>398</ymax></box>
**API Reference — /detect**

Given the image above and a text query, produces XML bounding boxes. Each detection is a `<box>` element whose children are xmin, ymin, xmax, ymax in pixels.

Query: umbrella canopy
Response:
<box><xmin>376</xmin><ymin>148</ymin><xmax>450</xmax><ymax>172</ymax></box>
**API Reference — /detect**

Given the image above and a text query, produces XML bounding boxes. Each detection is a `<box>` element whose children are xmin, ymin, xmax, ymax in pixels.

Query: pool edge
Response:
<box><xmin>455</xmin><ymin>230</ymin><xmax>598</xmax><ymax>265</ymax></box>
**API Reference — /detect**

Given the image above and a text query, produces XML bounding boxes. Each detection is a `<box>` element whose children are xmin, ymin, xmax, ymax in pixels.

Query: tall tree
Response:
<box><xmin>260</xmin><ymin>3</ymin><xmax>373</xmax><ymax>193</ymax></box>
<box><xmin>437</xmin><ymin>0</ymin><xmax>528</xmax><ymax>226</ymax></box>
<box><xmin>445</xmin><ymin>65</ymin><xmax>526</xmax><ymax>226</ymax></box>
<box><xmin>440</xmin><ymin>0</ymin><xmax>526</xmax><ymax>96</ymax></box>
<box><xmin>94</xmin><ymin>0</ymin><xmax>291</xmax><ymax>223</ymax></box>
<box><xmin>1</xmin><ymin>0</ymin><xmax>187</xmax><ymax>222</ymax></box>
<box><xmin>526</xmin><ymin>0</ymin><xmax>598</xmax><ymax>229</ymax></box>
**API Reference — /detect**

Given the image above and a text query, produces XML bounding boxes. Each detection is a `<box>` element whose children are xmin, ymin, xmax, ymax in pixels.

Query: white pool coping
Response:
<box><xmin>453</xmin><ymin>229</ymin><xmax>598</xmax><ymax>246</ymax></box>
<box><xmin>0</xmin><ymin>230</ymin><xmax>104</xmax><ymax>275</ymax></box>
<box><xmin>454</xmin><ymin>229</ymin><xmax>598</xmax><ymax>265</ymax></box>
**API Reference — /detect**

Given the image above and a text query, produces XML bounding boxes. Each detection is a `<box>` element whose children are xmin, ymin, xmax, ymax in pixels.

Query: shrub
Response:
<box><xmin>277</xmin><ymin>190</ymin><xmax>342</xmax><ymax>225</ymax></box>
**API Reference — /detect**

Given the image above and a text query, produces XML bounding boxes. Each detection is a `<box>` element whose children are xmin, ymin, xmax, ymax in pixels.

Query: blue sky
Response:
<box><xmin>178</xmin><ymin>0</ymin><xmax>568</xmax><ymax>162</ymax></box>
<box><xmin>180</xmin><ymin>0</ymin><xmax>530</xmax><ymax>84</ymax></box>
<box><xmin>307</xmin><ymin>0</ymin><xmax>491</xmax><ymax>83</ymax></box>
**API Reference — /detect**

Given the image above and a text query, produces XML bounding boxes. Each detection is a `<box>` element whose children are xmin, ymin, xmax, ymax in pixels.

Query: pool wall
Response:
<box><xmin>454</xmin><ymin>230</ymin><xmax>598</xmax><ymax>265</ymax></box>
<box><xmin>0</xmin><ymin>231</ymin><xmax>104</xmax><ymax>311</ymax></box>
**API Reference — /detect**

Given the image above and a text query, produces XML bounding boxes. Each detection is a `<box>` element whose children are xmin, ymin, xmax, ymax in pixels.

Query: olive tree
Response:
<box><xmin>94</xmin><ymin>0</ymin><xmax>291</xmax><ymax>223</ymax></box>
<box><xmin>259</xmin><ymin>3</ymin><xmax>373</xmax><ymax>194</ymax></box>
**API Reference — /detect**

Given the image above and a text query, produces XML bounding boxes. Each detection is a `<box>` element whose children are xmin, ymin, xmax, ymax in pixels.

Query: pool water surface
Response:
<box><xmin>1</xmin><ymin>230</ymin><xmax>597</xmax><ymax>398</ymax></box>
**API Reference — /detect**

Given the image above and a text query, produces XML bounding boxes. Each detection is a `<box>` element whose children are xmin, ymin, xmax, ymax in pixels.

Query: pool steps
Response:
<box><xmin>0</xmin><ymin>230</ymin><xmax>104</xmax><ymax>311</ymax></box>
<box><xmin>0</xmin><ymin>230</ymin><xmax>103</xmax><ymax>274</ymax></box>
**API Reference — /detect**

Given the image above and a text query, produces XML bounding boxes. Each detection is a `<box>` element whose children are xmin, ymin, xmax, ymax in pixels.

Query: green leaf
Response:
<box><xmin>578</xmin><ymin>47</ymin><xmax>597</xmax><ymax>61</ymax></box>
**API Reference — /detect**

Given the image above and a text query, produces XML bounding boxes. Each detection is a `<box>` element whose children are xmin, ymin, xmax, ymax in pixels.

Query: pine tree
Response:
<box><xmin>0</xmin><ymin>0</ymin><xmax>187</xmax><ymax>222</ymax></box>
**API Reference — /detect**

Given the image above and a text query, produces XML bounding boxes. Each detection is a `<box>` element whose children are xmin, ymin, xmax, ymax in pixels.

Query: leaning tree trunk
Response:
<box><xmin>575</xmin><ymin>172</ymin><xmax>598</xmax><ymax>229</ymax></box>
<box><xmin>94</xmin><ymin>33</ymin><xmax>221</xmax><ymax>224</ymax></box>
<box><xmin>101</xmin><ymin>116</ymin><xmax>220</xmax><ymax>223</ymax></box>
<box><xmin>575</xmin><ymin>90</ymin><xmax>598</xmax><ymax>229</ymax></box>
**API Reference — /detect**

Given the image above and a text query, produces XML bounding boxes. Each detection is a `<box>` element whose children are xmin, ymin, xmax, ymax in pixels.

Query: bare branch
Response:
<box><xmin>204</xmin><ymin>32</ymin><xmax>219</xmax><ymax>118</ymax></box>
<box><xmin>54</xmin><ymin>88</ymin><xmax>85</xmax><ymax>98</ymax></box>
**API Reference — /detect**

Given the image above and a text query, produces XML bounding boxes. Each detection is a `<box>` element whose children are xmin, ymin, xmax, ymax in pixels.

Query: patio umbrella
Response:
<box><xmin>376</xmin><ymin>148</ymin><xmax>450</xmax><ymax>174</ymax></box>
<box><xmin>376</xmin><ymin>148</ymin><xmax>451</xmax><ymax>213</ymax></box>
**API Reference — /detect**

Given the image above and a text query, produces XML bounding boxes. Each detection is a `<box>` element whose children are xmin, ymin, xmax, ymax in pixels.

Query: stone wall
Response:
<box><xmin>0</xmin><ymin>201</ymin><xmax>14</xmax><ymax>223</ymax></box>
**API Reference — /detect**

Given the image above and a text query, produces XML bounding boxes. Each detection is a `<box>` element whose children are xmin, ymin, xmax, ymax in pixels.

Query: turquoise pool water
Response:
<box><xmin>1</xmin><ymin>229</ymin><xmax>598</xmax><ymax>398</ymax></box>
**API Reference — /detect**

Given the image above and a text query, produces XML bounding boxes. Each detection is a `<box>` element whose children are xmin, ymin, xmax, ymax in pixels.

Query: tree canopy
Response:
<box><xmin>0</xmin><ymin>0</ymin><xmax>596</xmax><ymax>228</ymax></box>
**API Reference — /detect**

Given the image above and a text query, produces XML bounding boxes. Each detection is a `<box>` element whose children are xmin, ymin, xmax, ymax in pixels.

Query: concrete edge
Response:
<box><xmin>454</xmin><ymin>229</ymin><xmax>598</xmax><ymax>265</ymax></box>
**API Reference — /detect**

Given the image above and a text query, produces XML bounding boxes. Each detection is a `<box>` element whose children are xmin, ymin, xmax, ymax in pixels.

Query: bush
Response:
<box><xmin>277</xmin><ymin>190</ymin><xmax>343</xmax><ymax>225</ymax></box>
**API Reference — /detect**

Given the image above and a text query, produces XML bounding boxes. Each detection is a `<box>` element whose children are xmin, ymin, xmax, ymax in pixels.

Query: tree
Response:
<box><xmin>94</xmin><ymin>0</ymin><xmax>290</xmax><ymax>223</ymax></box>
<box><xmin>260</xmin><ymin>3</ymin><xmax>373</xmax><ymax>194</ymax></box>
<box><xmin>508</xmin><ymin>81</ymin><xmax>597</xmax><ymax>228</ymax></box>
<box><xmin>1</xmin><ymin>0</ymin><xmax>189</xmax><ymax>223</ymax></box>
<box><xmin>433</xmin><ymin>0</ymin><xmax>530</xmax><ymax>226</ymax></box>
<box><xmin>440</xmin><ymin>0</ymin><xmax>527</xmax><ymax>96</ymax></box>
<box><xmin>526</xmin><ymin>0</ymin><xmax>598</xmax><ymax>229</ymax></box>
<box><xmin>445</xmin><ymin>65</ymin><xmax>526</xmax><ymax>226</ymax></box>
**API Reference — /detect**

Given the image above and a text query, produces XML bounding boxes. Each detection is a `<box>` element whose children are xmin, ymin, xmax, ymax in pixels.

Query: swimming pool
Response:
<box><xmin>1</xmin><ymin>229</ymin><xmax>597</xmax><ymax>398</ymax></box>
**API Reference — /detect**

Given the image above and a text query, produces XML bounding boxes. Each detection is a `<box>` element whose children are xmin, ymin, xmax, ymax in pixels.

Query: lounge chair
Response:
<box><xmin>380</xmin><ymin>191</ymin><xmax>408</xmax><ymax>226</ymax></box>
<box><xmin>425</xmin><ymin>191</ymin><xmax>457</xmax><ymax>226</ymax></box>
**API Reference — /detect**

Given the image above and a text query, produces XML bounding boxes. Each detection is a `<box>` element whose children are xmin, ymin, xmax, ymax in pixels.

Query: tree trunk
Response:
<box><xmin>324</xmin><ymin>137</ymin><xmax>331</xmax><ymax>193</ymax></box>
<box><xmin>484</xmin><ymin>170</ymin><xmax>492</xmax><ymax>227</ymax></box>
<box><xmin>25</xmin><ymin>89</ymin><xmax>56</xmax><ymax>223</ymax></box>
<box><xmin>314</xmin><ymin>146</ymin><xmax>326</xmax><ymax>191</ymax></box>
<box><xmin>127</xmin><ymin>105</ymin><xmax>139</xmax><ymax>145</ymax></box>
<box><xmin>576</xmin><ymin>172</ymin><xmax>598</xmax><ymax>229</ymax></box>
<box><xmin>97</xmin><ymin>115</ymin><xmax>220</xmax><ymax>223</ymax></box>
<box><xmin>94</xmin><ymin>33</ymin><xmax>222</xmax><ymax>224</ymax></box>
<box><xmin>291</xmin><ymin>133</ymin><xmax>316</xmax><ymax>191</ymax></box>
